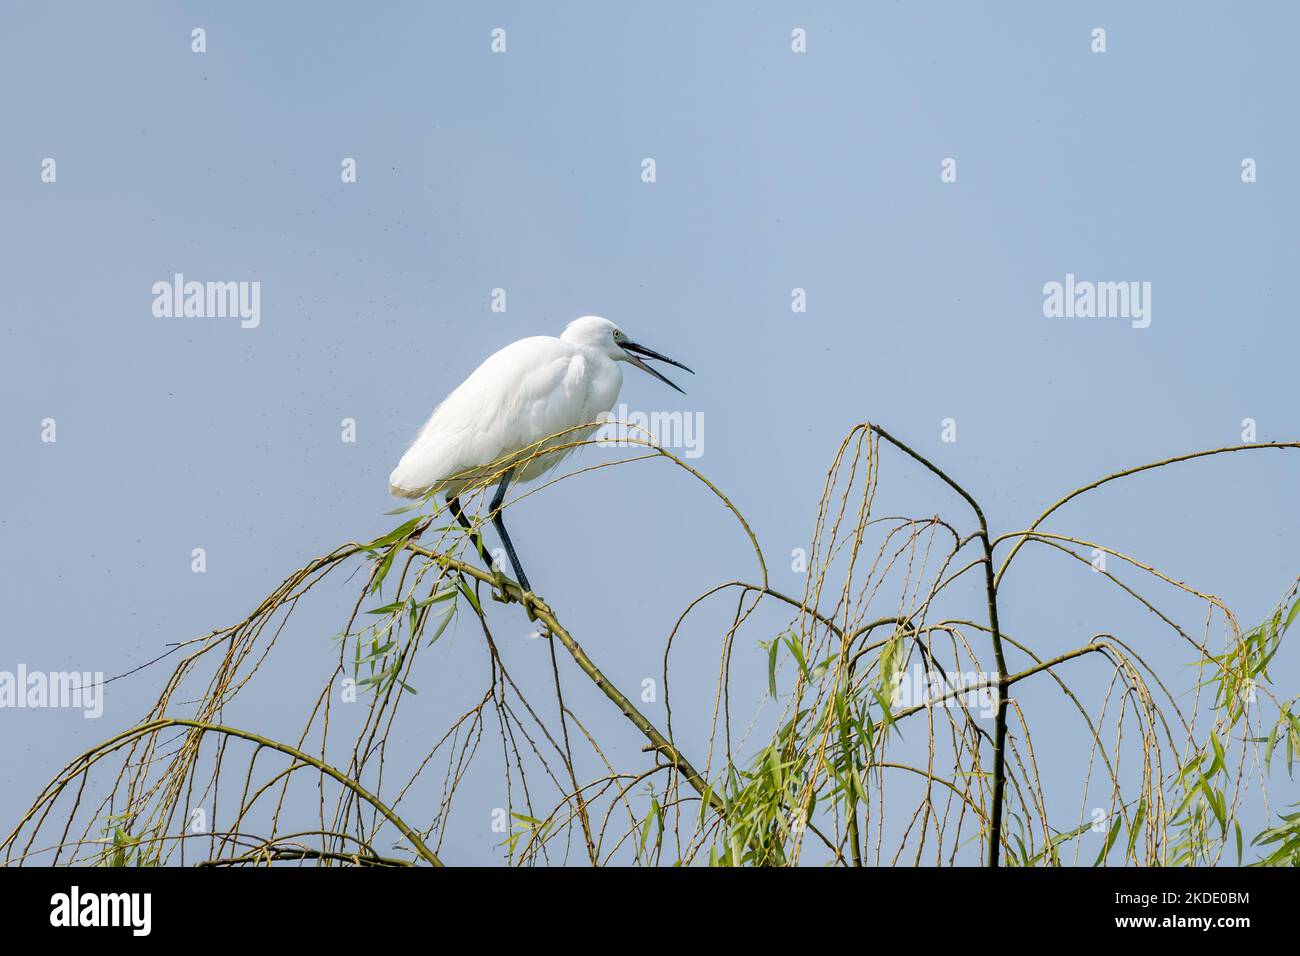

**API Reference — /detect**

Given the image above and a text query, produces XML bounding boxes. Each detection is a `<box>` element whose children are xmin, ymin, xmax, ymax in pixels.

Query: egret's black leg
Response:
<box><xmin>488</xmin><ymin>468</ymin><xmax>532</xmax><ymax>594</ymax></box>
<box><xmin>446</xmin><ymin>494</ymin><xmax>494</xmax><ymax>569</ymax></box>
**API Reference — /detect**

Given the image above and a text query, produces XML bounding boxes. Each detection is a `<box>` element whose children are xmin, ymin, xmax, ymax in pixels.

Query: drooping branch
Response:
<box><xmin>995</xmin><ymin>441</ymin><xmax>1300</xmax><ymax>589</ymax></box>
<box><xmin>6</xmin><ymin>718</ymin><xmax>443</xmax><ymax>867</ymax></box>
<box><xmin>404</xmin><ymin>542</ymin><xmax>724</xmax><ymax>812</ymax></box>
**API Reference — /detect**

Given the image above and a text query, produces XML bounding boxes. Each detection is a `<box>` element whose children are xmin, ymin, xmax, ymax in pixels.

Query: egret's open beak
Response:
<box><xmin>620</xmin><ymin>341</ymin><xmax>694</xmax><ymax>394</ymax></box>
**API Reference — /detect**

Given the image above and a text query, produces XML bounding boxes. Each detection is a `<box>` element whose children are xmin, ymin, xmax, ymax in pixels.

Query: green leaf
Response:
<box><xmin>1125</xmin><ymin>799</ymin><xmax>1147</xmax><ymax>860</ymax></box>
<box><xmin>370</xmin><ymin>544</ymin><xmax>402</xmax><ymax>594</ymax></box>
<box><xmin>456</xmin><ymin>576</ymin><xmax>482</xmax><ymax>614</ymax></box>
<box><xmin>415</xmin><ymin>587</ymin><xmax>457</xmax><ymax>607</ymax></box>
<box><xmin>369</xmin><ymin>517</ymin><xmax>422</xmax><ymax>548</ymax></box>
<box><xmin>1285</xmin><ymin>598</ymin><xmax>1300</xmax><ymax>633</ymax></box>
<box><xmin>1208</xmin><ymin>733</ymin><xmax>1226</xmax><ymax>776</ymax></box>
<box><xmin>1094</xmin><ymin>813</ymin><xmax>1122</xmax><ymax>866</ymax></box>
<box><xmin>878</xmin><ymin>629</ymin><xmax>905</xmax><ymax>701</ymax></box>
<box><xmin>1197</xmin><ymin>779</ymin><xmax>1226</xmax><ymax>835</ymax></box>
<box><xmin>1265</xmin><ymin>720</ymin><xmax>1282</xmax><ymax>771</ymax></box>
<box><xmin>783</xmin><ymin>633</ymin><xmax>808</xmax><ymax>677</ymax></box>
<box><xmin>427</xmin><ymin>605</ymin><xmax>455</xmax><ymax>646</ymax></box>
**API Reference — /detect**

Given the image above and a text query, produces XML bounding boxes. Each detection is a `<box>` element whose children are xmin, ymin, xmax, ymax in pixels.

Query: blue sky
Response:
<box><xmin>1</xmin><ymin>2</ymin><xmax>1296</xmax><ymax>864</ymax></box>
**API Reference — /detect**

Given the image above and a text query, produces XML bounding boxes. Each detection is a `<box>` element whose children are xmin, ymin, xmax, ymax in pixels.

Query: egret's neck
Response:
<box><xmin>579</xmin><ymin>349</ymin><xmax>624</xmax><ymax>415</ymax></box>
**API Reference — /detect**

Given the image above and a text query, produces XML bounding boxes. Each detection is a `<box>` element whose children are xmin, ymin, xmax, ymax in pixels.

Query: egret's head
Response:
<box><xmin>561</xmin><ymin>315</ymin><xmax>694</xmax><ymax>394</ymax></box>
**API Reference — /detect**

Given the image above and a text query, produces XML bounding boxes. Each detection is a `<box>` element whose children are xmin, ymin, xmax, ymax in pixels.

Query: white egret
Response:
<box><xmin>388</xmin><ymin>316</ymin><xmax>693</xmax><ymax>603</ymax></box>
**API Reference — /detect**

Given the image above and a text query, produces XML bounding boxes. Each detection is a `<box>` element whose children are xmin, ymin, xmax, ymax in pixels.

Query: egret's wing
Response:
<box><xmin>389</xmin><ymin>336</ymin><xmax>583</xmax><ymax>495</ymax></box>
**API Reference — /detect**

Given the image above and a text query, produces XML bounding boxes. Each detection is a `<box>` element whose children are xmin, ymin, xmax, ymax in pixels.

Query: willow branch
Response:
<box><xmin>405</xmin><ymin>543</ymin><xmax>723</xmax><ymax>813</ymax></box>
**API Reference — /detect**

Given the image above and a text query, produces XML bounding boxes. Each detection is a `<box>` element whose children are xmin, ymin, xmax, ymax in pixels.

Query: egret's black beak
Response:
<box><xmin>620</xmin><ymin>341</ymin><xmax>694</xmax><ymax>394</ymax></box>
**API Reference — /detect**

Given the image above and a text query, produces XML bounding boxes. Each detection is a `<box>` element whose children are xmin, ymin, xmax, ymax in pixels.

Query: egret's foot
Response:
<box><xmin>489</xmin><ymin>569</ymin><xmax>510</xmax><ymax>604</ymax></box>
<box><xmin>521</xmin><ymin>591</ymin><xmax>550</xmax><ymax>622</ymax></box>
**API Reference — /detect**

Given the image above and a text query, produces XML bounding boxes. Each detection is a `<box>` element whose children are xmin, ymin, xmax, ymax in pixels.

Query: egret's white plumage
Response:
<box><xmin>388</xmin><ymin>315</ymin><xmax>692</xmax><ymax>598</ymax></box>
<box><xmin>389</xmin><ymin>316</ymin><xmax>687</xmax><ymax>499</ymax></box>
